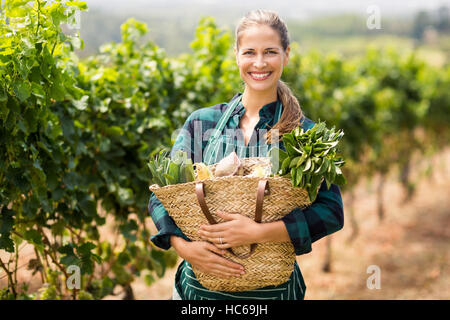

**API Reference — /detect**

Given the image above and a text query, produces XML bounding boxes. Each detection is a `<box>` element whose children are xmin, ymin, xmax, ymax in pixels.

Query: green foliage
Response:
<box><xmin>270</xmin><ymin>121</ymin><xmax>346</xmax><ymax>202</ymax></box>
<box><xmin>0</xmin><ymin>0</ymin><xmax>187</xmax><ymax>300</ymax></box>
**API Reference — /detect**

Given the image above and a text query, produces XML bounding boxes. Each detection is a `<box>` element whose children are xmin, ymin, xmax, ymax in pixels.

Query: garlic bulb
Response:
<box><xmin>214</xmin><ymin>151</ymin><xmax>242</xmax><ymax>177</ymax></box>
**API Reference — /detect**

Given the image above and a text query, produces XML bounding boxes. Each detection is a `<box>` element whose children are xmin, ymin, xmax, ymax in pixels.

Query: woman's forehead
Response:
<box><xmin>238</xmin><ymin>25</ymin><xmax>282</xmax><ymax>49</ymax></box>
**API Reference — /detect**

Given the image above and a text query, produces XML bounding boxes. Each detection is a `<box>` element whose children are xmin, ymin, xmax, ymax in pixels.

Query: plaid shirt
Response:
<box><xmin>148</xmin><ymin>93</ymin><xmax>344</xmax><ymax>299</ymax></box>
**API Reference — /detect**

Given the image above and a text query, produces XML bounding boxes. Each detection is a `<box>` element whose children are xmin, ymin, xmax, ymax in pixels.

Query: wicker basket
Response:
<box><xmin>149</xmin><ymin>157</ymin><xmax>312</xmax><ymax>292</ymax></box>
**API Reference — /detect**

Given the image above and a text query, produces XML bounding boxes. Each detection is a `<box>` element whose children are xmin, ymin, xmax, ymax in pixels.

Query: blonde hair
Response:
<box><xmin>235</xmin><ymin>9</ymin><xmax>304</xmax><ymax>144</ymax></box>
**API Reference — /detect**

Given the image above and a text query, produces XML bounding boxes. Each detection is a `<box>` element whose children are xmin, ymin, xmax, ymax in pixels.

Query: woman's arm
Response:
<box><xmin>148</xmin><ymin>113</ymin><xmax>196</xmax><ymax>250</ymax></box>
<box><xmin>281</xmin><ymin>181</ymin><xmax>344</xmax><ymax>255</ymax></box>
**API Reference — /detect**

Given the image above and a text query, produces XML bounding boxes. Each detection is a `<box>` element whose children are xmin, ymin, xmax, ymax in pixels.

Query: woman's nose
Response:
<box><xmin>253</xmin><ymin>55</ymin><xmax>267</xmax><ymax>68</ymax></box>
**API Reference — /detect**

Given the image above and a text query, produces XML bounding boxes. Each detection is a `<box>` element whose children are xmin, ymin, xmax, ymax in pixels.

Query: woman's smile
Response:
<box><xmin>248</xmin><ymin>71</ymin><xmax>273</xmax><ymax>81</ymax></box>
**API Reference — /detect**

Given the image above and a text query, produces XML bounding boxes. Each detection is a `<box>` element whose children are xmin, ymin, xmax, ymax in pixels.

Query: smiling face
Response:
<box><xmin>235</xmin><ymin>24</ymin><xmax>290</xmax><ymax>96</ymax></box>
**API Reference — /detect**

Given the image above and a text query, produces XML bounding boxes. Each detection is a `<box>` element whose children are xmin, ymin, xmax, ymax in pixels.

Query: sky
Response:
<box><xmin>85</xmin><ymin>0</ymin><xmax>450</xmax><ymax>19</ymax></box>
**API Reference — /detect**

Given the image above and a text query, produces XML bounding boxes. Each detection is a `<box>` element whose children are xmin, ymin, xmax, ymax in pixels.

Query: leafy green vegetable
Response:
<box><xmin>148</xmin><ymin>150</ymin><xmax>195</xmax><ymax>186</ymax></box>
<box><xmin>269</xmin><ymin>121</ymin><xmax>347</xmax><ymax>202</ymax></box>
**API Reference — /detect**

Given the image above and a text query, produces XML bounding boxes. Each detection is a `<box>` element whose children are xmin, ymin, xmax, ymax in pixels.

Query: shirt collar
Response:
<box><xmin>229</xmin><ymin>93</ymin><xmax>279</xmax><ymax>120</ymax></box>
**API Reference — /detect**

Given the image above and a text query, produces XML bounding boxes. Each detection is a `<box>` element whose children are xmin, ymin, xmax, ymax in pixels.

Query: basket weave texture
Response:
<box><xmin>149</xmin><ymin>157</ymin><xmax>312</xmax><ymax>292</ymax></box>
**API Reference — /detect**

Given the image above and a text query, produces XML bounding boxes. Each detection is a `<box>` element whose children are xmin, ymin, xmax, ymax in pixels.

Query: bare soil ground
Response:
<box><xmin>2</xmin><ymin>148</ymin><xmax>449</xmax><ymax>299</ymax></box>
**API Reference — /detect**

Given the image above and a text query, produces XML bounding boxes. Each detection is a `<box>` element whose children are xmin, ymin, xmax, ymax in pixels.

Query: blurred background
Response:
<box><xmin>1</xmin><ymin>0</ymin><xmax>449</xmax><ymax>300</ymax></box>
<box><xmin>80</xmin><ymin>0</ymin><xmax>450</xmax><ymax>65</ymax></box>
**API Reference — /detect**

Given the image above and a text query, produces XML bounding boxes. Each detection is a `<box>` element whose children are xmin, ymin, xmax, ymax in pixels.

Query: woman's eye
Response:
<box><xmin>243</xmin><ymin>51</ymin><xmax>254</xmax><ymax>55</ymax></box>
<box><xmin>266</xmin><ymin>51</ymin><xmax>277</xmax><ymax>54</ymax></box>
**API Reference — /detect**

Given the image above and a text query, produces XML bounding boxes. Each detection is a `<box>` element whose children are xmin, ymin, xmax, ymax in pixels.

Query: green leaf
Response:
<box><xmin>162</xmin><ymin>173</ymin><xmax>175</xmax><ymax>185</ymax></box>
<box><xmin>24</xmin><ymin>229</ymin><xmax>43</xmax><ymax>246</ymax></box>
<box><xmin>0</xmin><ymin>87</ymin><xmax>7</xmax><ymax>102</ymax></box>
<box><xmin>78</xmin><ymin>242</ymin><xmax>96</xmax><ymax>255</ymax></box>
<box><xmin>73</xmin><ymin>95</ymin><xmax>89</xmax><ymax>110</ymax></box>
<box><xmin>118</xmin><ymin>251</ymin><xmax>131</xmax><ymax>265</ymax></box>
<box><xmin>290</xmin><ymin>156</ymin><xmax>301</xmax><ymax>169</ymax></box>
<box><xmin>179</xmin><ymin>163</ymin><xmax>186</xmax><ymax>183</ymax></box>
<box><xmin>296</xmin><ymin>153</ymin><xmax>308</xmax><ymax>167</ymax></box>
<box><xmin>168</xmin><ymin>162</ymin><xmax>180</xmax><ymax>184</ymax></box>
<box><xmin>150</xmin><ymin>249</ymin><xmax>167</xmax><ymax>278</ymax></box>
<box><xmin>318</xmin><ymin>158</ymin><xmax>330</xmax><ymax>175</ymax></box>
<box><xmin>119</xmin><ymin>219</ymin><xmax>138</xmax><ymax>241</ymax></box>
<box><xmin>296</xmin><ymin>168</ymin><xmax>303</xmax><ymax>186</ymax></box>
<box><xmin>311</xmin><ymin>175</ymin><xmax>322</xmax><ymax>194</ymax></box>
<box><xmin>281</xmin><ymin>157</ymin><xmax>290</xmax><ymax>175</ymax></box>
<box><xmin>0</xmin><ymin>209</ymin><xmax>15</xmax><ymax>252</ymax></box>
<box><xmin>291</xmin><ymin>167</ymin><xmax>297</xmax><ymax>185</ymax></box>
<box><xmin>334</xmin><ymin>173</ymin><xmax>347</xmax><ymax>186</ymax></box>
<box><xmin>282</xmin><ymin>133</ymin><xmax>295</xmax><ymax>146</ymax></box>
<box><xmin>325</xmin><ymin>178</ymin><xmax>332</xmax><ymax>190</ymax></box>
<box><xmin>303</xmin><ymin>158</ymin><xmax>312</xmax><ymax>172</ymax></box>
<box><xmin>117</xmin><ymin>187</ymin><xmax>133</xmax><ymax>205</ymax></box>
<box><xmin>286</xmin><ymin>144</ymin><xmax>301</xmax><ymax>157</ymax></box>
<box><xmin>79</xmin><ymin>196</ymin><xmax>96</xmax><ymax>217</ymax></box>
<box><xmin>184</xmin><ymin>162</ymin><xmax>196</xmax><ymax>183</ymax></box>
<box><xmin>304</xmin><ymin>145</ymin><xmax>312</xmax><ymax>155</ymax></box>
<box><xmin>308</xmin><ymin>187</ymin><xmax>318</xmax><ymax>203</ymax></box>
<box><xmin>105</xmin><ymin>126</ymin><xmax>124</xmax><ymax>137</ymax></box>
<box><xmin>329</xmin><ymin>162</ymin><xmax>337</xmax><ymax>182</ymax></box>
<box><xmin>59</xmin><ymin>244</ymin><xmax>80</xmax><ymax>267</ymax></box>
<box><xmin>12</xmin><ymin>81</ymin><xmax>31</xmax><ymax>102</ymax></box>
<box><xmin>0</xmin><ymin>236</ymin><xmax>15</xmax><ymax>253</ymax></box>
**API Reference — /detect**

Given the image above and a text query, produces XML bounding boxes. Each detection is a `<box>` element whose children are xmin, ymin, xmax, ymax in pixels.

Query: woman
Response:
<box><xmin>148</xmin><ymin>9</ymin><xmax>344</xmax><ymax>300</ymax></box>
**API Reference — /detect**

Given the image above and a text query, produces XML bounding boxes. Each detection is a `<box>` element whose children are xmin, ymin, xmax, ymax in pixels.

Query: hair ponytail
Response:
<box><xmin>265</xmin><ymin>80</ymin><xmax>303</xmax><ymax>144</ymax></box>
<box><xmin>235</xmin><ymin>9</ymin><xmax>305</xmax><ymax>144</ymax></box>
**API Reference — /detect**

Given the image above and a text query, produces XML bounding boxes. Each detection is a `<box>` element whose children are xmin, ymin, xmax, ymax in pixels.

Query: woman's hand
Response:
<box><xmin>198</xmin><ymin>211</ymin><xmax>261</xmax><ymax>249</ymax></box>
<box><xmin>170</xmin><ymin>235</ymin><xmax>245</xmax><ymax>278</ymax></box>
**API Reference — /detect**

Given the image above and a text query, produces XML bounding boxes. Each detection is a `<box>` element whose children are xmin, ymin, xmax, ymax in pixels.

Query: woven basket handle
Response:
<box><xmin>195</xmin><ymin>179</ymin><xmax>270</xmax><ymax>259</ymax></box>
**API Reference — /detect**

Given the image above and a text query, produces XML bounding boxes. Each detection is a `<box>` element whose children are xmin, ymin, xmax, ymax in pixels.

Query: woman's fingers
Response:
<box><xmin>213</xmin><ymin>264</ymin><xmax>245</xmax><ymax>277</ymax></box>
<box><xmin>198</xmin><ymin>230</ymin><xmax>235</xmax><ymax>249</ymax></box>
<box><xmin>216</xmin><ymin>211</ymin><xmax>239</xmax><ymax>221</ymax></box>
<box><xmin>200</xmin><ymin>222</ymin><xmax>230</xmax><ymax>232</ymax></box>
<box><xmin>198</xmin><ymin>229</ymin><xmax>222</xmax><ymax>242</ymax></box>
<box><xmin>206</xmin><ymin>243</ymin><xmax>245</xmax><ymax>276</ymax></box>
<box><xmin>215</xmin><ymin>243</ymin><xmax>232</xmax><ymax>249</ymax></box>
<box><xmin>206</xmin><ymin>241</ymin><xmax>226</xmax><ymax>256</ymax></box>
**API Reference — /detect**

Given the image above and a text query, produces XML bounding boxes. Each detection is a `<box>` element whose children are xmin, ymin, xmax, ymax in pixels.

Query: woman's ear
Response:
<box><xmin>283</xmin><ymin>46</ymin><xmax>290</xmax><ymax>66</ymax></box>
<box><xmin>234</xmin><ymin>47</ymin><xmax>239</xmax><ymax>66</ymax></box>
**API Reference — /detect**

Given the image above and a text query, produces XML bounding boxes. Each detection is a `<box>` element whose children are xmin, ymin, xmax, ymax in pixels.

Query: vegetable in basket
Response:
<box><xmin>148</xmin><ymin>149</ymin><xmax>196</xmax><ymax>186</ymax></box>
<box><xmin>269</xmin><ymin>120</ymin><xmax>347</xmax><ymax>202</ymax></box>
<box><xmin>214</xmin><ymin>151</ymin><xmax>244</xmax><ymax>177</ymax></box>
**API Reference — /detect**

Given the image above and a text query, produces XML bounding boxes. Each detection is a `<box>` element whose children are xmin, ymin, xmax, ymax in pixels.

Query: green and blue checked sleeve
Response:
<box><xmin>148</xmin><ymin>116</ymin><xmax>196</xmax><ymax>249</ymax></box>
<box><xmin>281</xmin><ymin>181</ymin><xmax>344</xmax><ymax>255</ymax></box>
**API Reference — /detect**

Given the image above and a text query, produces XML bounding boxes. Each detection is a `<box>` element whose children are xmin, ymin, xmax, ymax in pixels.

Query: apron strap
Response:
<box><xmin>203</xmin><ymin>95</ymin><xmax>242</xmax><ymax>165</ymax></box>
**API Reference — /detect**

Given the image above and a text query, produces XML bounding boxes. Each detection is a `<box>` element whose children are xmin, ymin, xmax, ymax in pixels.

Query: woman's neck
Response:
<box><xmin>241</xmin><ymin>87</ymin><xmax>277</xmax><ymax>117</ymax></box>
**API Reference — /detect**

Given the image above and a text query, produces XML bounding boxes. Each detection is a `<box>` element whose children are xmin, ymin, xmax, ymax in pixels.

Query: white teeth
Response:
<box><xmin>251</xmin><ymin>72</ymin><xmax>270</xmax><ymax>78</ymax></box>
